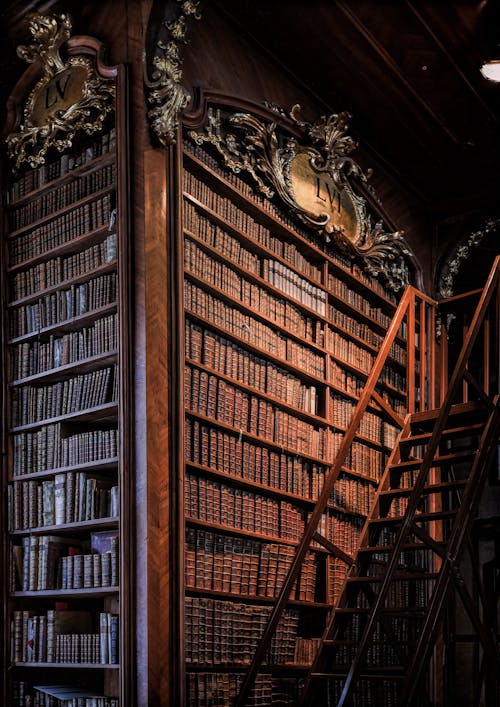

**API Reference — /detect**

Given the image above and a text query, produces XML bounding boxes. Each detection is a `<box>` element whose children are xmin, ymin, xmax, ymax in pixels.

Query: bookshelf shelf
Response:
<box><xmin>12</xmin><ymin>663</ymin><xmax>120</xmax><ymax>669</ymax></box>
<box><xmin>11</xmin><ymin>587</ymin><xmax>119</xmax><ymax>598</ymax></box>
<box><xmin>10</xmin><ymin>351</ymin><xmax>119</xmax><ymax>387</ymax></box>
<box><xmin>6</xmin><ymin>151</ymin><xmax>116</xmax><ymax>208</ymax></box>
<box><xmin>12</xmin><ymin>458</ymin><xmax>119</xmax><ymax>482</ymax></box>
<box><xmin>10</xmin><ymin>517</ymin><xmax>119</xmax><ymax>536</ymax></box>
<box><xmin>8</xmin><ymin>302</ymin><xmax>118</xmax><ymax>345</ymax></box>
<box><xmin>8</xmin><ymin>226</ymin><xmax>117</xmax><ymax>274</ymax></box>
<box><xmin>10</xmin><ymin>402</ymin><xmax>119</xmax><ymax>433</ymax></box>
<box><xmin>7</xmin><ymin>260</ymin><xmax>118</xmax><ymax>309</ymax></box>
<box><xmin>7</xmin><ymin>185</ymin><xmax>116</xmax><ymax>240</ymax></box>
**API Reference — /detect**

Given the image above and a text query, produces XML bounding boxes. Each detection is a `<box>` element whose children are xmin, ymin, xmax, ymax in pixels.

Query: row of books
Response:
<box><xmin>185</xmin><ymin>597</ymin><xmax>299</xmax><ymax>665</ymax></box>
<box><xmin>186</xmin><ymin>418</ymin><xmax>329</xmax><ymax>498</ymax></box>
<box><xmin>186</xmin><ymin>321</ymin><xmax>320</xmax><ymax>414</ymax></box>
<box><xmin>183</xmin><ymin>174</ymin><xmax>322</xmax><ymax>284</ymax></box>
<box><xmin>331</xmin><ymin>474</ymin><xmax>376</xmax><ymax>515</ymax></box>
<box><xmin>186</xmin><ymin>474</ymin><xmax>304</xmax><ymax>540</ymax></box>
<box><xmin>185</xmin><ymin>237</ymin><xmax>325</xmax><ymax>345</ymax></box>
<box><xmin>327</xmin><ymin>679</ymin><xmax>400</xmax><ymax>706</ymax></box>
<box><xmin>327</xmin><ymin>272</ymin><xmax>392</xmax><ymax>329</ymax></box>
<box><xmin>8</xmin><ymin>473</ymin><xmax>119</xmax><ymax>530</ymax></box>
<box><xmin>330</xmin><ymin>394</ymin><xmax>399</xmax><ymax>447</ymax></box>
<box><xmin>185</xmin><ymin>361</ymin><xmax>323</xmax><ymax>443</ymax></box>
<box><xmin>353</xmin><ymin>579</ymin><xmax>432</xmax><ymax>609</ymax></box>
<box><xmin>10</xmin><ymin>273</ymin><xmax>117</xmax><ymax>338</ymax></box>
<box><xmin>316</xmin><ymin>511</ymin><xmax>365</xmax><ymax>556</ymax></box>
<box><xmin>184</xmin><ymin>203</ymin><xmax>260</xmax><ymax>274</ymax></box>
<box><xmin>9</xmin><ymin>194</ymin><xmax>113</xmax><ymax>265</ymax></box>
<box><xmin>186</xmin><ymin>672</ymin><xmax>298</xmax><ymax>707</ymax></box>
<box><xmin>185</xmin><ymin>529</ymin><xmax>317</xmax><ymax>601</ymax></box>
<box><xmin>329</xmin><ymin>359</ymin><xmax>406</xmax><ymax>412</ymax></box>
<box><xmin>11</xmin><ymin>366</ymin><xmax>117</xmax><ymax>426</ymax></box>
<box><xmin>11</xmin><ymin>233</ymin><xmax>117</xmax><ymax>301</ymax></box>
<box><xmin>186</xmin><ymin>368</ymin><xmax>338</xmax><ymax>459</ymax></box>
<box><xmin>12</xmin><ymin>682</ymin><xmax>119</xmax><ymax>707</ymax></box>
<box><xmin>13</xmin><ymin>424</ymin><xmax>118</xmax><ymax>476</ymax></box>
<box><xmin>185</xmin><ymin>142</ymin><xmax>400</xmax><ymax>306</ymax></box>
<box><xmin>184</xmin><ymin>193</ymin><xmax>322</xmax><ymax>285</ymax></box>
<box><xmin>262</xmin><ymin>259</ymin><xmax>327</xmax><ymax>315</ymax></box>
<box><xmin>10</xmin><ymin>609</ymin><xmax>118</xmax><ymax>664</ymax></box>
<box><xmin>9</xmin><ymin>164</ymin><xmax>116</xmax><ymax>230</ymax></box>
<box><xmin>7</xmin><ymin>129</ymin><xmax>116</xmax><ymax>203</ymax></box>
<box><xmin>185</xmin><ymin>281</ymin><xmax>325</xmax><ymax>377</ymax></box>
<box><xmin>11</xmin><ymin>530</ymin><xmax>119</xmax><ymax>592</ymax></box>
<box><xmin>11</xmin><ymin>314</ymin><xmax>118</xmax><ymax>381</ymax></box>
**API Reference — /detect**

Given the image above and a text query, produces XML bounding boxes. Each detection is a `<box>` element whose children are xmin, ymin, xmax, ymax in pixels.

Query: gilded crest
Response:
<box><xmin>189</xmin><ymin>105</ymin><xmax>414</xmax><ymax>291</ymax></box>
<box><xmin>6</xmin><ymin>13</ymin><xmax>115</xmax><ymax>170</ymax></box>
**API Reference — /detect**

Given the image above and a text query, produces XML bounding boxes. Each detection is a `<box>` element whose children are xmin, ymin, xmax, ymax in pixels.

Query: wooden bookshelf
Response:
<box><xmin>178</xmin><ymin>131</ymin><xmax>413</xmax><ymax>706</ymax></box>
<box><xmin>1</xmin><ymin>32</ymin><xmax>129</xmax><ymax>707</ymax></box>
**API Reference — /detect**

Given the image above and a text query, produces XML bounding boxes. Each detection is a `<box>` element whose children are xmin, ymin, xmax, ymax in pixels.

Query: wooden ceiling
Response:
<box><xmin>214</xmin><ymin>0</ymin><xmax>500</xmax><ymax>225</ymax></box>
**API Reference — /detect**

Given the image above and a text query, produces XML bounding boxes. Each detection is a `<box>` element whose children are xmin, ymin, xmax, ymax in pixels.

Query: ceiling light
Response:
<box><xmin>480</xmin><ymin>60</ymin><xmax>500</xmax><ymax>82</ymax></box>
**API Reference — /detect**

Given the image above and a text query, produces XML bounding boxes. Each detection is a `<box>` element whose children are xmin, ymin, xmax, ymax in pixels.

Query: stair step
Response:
<box><xmin>390</xmin><ymin>450</ymin><xmax>475</xmax><ymax>471</ymax></box>
<box><xmin>380</xmin><ymin>480</ymin><xmax>467</xmax><ymax>498</ymax></box>
<box><xmin>323</xmin><ymin>639</ymin><xmax>415</xmax><ymax>646</ymax></box>
<box><xmin>358</xmin><ymin>541</ymin><xmax>445</xmax><ymax>554</ymax></box>
<box><xmin>370</xmin><ymin>509</ymin><xmax>457</xmax><ymax>524</ymax></box>
<box><xmin>347</xmin><ymin>572</ymin><xmax>438</xmax><ymax>583</ymax></box>
<box><xmin>310</xmin><ymin>669</ymin><xmax>405</xmax><ymax>679</ymax></box>
<box><xmin>409</xmin><ymin>401</ymin><xmax>484</xmax><ymax>424</ymax></box>
<box><xmin>399</xmin><ymin>423</ymin><xmax>483</xmax><ymax>448</ymax></box>
<box><xmin>332</xmin><ymin>607</ymin><xmax>426</xmax><ymax>616</ymax></box>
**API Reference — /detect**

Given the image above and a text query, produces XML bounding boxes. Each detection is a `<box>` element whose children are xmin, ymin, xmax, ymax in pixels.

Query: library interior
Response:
<box><xmin>0</xmin><ymin>1</ymin><xmax>500</xmax><ymax>706</ymax></box>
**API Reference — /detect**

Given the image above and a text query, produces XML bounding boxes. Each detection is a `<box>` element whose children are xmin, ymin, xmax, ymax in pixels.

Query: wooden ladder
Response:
<box><xmin>300</xmin><ymin>397</ymin><xmax>500</xmax><ymax>706</ymax></box>
<box><xmin>234</xmin><ymin>255</ymin><xmax>500</xmax><ymax>707</ymax></box>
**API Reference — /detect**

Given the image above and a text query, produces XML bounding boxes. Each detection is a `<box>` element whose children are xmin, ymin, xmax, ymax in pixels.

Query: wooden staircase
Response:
<box><xmin>234</xmin><ymin>256</ymin><xmax>500</xmax><ymax>707</ymax></box>
<box><xmin>300</xmin><ymin>398</ymin><xmax>500</xmax><ymax>706</ymax></box>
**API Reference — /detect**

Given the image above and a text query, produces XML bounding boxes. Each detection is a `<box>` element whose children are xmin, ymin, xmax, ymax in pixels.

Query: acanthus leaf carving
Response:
<box><xmin>189</xmin><ymin>105</ymin><xmax>414</xmax><ymax>291</ymax></box>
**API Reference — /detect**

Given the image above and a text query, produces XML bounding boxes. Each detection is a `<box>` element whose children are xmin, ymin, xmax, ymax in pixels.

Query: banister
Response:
<box><xmin>336</xmin><ymin>254</ymin><xmax>500</xmax><ymax>707</ymax></box>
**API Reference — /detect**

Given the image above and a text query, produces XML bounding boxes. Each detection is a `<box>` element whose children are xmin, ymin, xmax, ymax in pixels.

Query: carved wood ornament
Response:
<box><xmin>189</xmin><ymin>106</ymin><xmax>415</xmax><ymax>292</ymax></box>
<box><xmin>5</xmin><ymin>13</ymin><xmax>115</xmax><ymax>171</ymax></box>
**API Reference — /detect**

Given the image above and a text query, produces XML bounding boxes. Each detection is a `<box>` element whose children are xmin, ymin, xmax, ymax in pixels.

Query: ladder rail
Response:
<box><xmin>234</xmin><ymin>285</ymin><xmax>432</xmax><ymax>707</ymax></box>
<box><xmin>334</xmin><ymin>256</ymin><xmax>500</xmax><ymax>707</ymax></box>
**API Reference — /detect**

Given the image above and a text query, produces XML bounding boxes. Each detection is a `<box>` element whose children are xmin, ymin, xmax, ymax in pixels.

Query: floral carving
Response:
<box><xmin>147</xmin><ymin>0</ymin><xmax>201</xmax><ymax>145</ymax></box>
<box><xmin>6</xmin><ymin>13</ymin><xmax>115</xmax><ymax>171</ymax></box>
<box><xmin>190</xmin><ymin>105</ymin><xmax>414</xmax><ymax>291</ymax></box>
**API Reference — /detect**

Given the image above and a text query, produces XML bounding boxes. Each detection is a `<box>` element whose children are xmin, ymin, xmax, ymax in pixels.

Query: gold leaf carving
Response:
<box><xmin>6</xmin><ymin>13</ymin><xmax>115</xmax><ymax>171</ymax></box>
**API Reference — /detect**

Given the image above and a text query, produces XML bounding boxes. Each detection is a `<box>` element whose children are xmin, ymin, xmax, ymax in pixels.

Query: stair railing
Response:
<box><xmin>233</xmin><ymin>284</ymin><xmax>437</xmax><ymax>707</ymax></box>
<box><xmin>334</xmin><ymin>255</ymin><xmax>500</xmax><ymax>707</ymax></box>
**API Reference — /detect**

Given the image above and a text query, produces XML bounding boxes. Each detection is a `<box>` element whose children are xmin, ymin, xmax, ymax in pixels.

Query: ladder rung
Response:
<box><xmin>370</xmin><ymin>509</ymin><xmax>457</xmax><ymax>524</ymax></box>
<box><xmin>380</xmin><ymin>480</ymin><xmax>467</xmax><ymax>498</ymax></box>
<box><xmin>358</xmin><ymin>541</ymin><xmax>446</xmax><ymax>553</ymax></box>
<box><xmin>390</xmin><ymin>450</ymin><xmax>475</xmax><ymax>471</ymax></box>
<box><xmin>399</xmin><ymin>422</ymin><xmax>484</xmax><ymax>447</ymax></box>
<box><xmin>310</xmin><ymin>670</ymin><xmax>405</xmax><ymax>679</ymax></box>
<box><xmin>409</xmin><ymin>401</ymin><xmax>484</xmax><ymax>425</ymax></box>
<box><xmin>347</xmin><ymin>572</ymin><xmax>438</xmax><ymax>583</ymax></box>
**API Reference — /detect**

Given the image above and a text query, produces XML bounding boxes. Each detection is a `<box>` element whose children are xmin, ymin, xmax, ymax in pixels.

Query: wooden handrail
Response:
<box><xmin>234</xmin><ymin>285</ymin><xmax>435</xmax><ymax>707</ymax></box>
<box><xmin>336</xmin><ymin>255</ymin><xmax>500</xmax><ymax>707</ymax></box>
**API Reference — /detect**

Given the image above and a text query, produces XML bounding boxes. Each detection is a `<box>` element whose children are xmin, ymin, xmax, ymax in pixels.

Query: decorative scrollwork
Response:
<box><xmin>6</xmin><ymin>13</ymin><xmax>115</xmax><ymax>171</ymax></box>
<box><xmin>189</xmin><ymin>105</ymin><xmax>413</xmax><ymax>291</ymax></box>
<box><xmin>437</xmin><ymin>217</ymin><xmax>500</xmax><ymax>298</ymax></box>
<box><xmin>147</xmin><ymin>0</ymin><xmax>201</xmax><ymax>146</ymax></box>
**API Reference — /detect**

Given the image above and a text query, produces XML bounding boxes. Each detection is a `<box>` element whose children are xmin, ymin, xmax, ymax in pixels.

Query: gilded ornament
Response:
<box><xmin>147</xmin><ymin>0</ymin><xmax>201</xmax><ymax>145</ymax></box>
<box><xmin>190</xmin><ymin>105</ymin><xmax>414</xmax><ymax>291</ymax></box>
<box><xmin>6</xmin><ymin>13</ymin><xmax>115</xmax><ymax>171</ymax></box>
